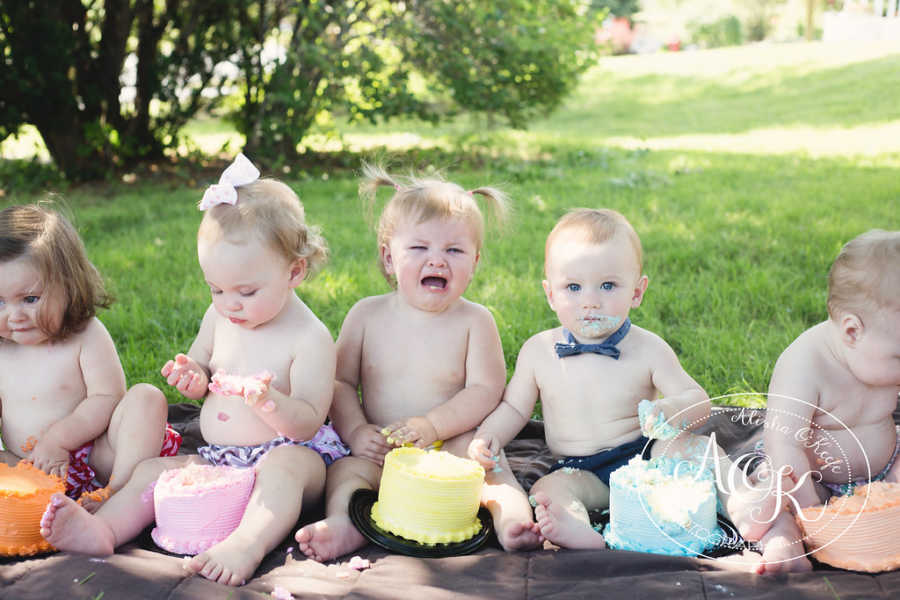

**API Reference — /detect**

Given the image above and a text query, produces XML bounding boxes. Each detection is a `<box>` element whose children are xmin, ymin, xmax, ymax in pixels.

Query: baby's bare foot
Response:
<box><xmin>185</xmin><ymin>532</ymin><xmax>263</xmax><ymax>586</ymax></box>
<box><xmin>40</xmin><ymin>493</ymin><xmax>115</xmax><ymax>555</ymax></box>
<box><xmin>294</xmin><ymin>516</ymin><xmax>366</xmax><ymax>562</ymax></box>
<box><xmin>757</xmin><ymin>513</ymin><xmax>813</xmax><ymax>575</ymax></box>
<box><xmin>497</xmin><ymin>520</ymin><xmax>543</xmax><ymax>552</ymax></box>
<box><xmin>759</xmin><ymin>542</ymin><xmax>813</xmax><ymax>574</ymax></box>
<box><xmin>533</xmin><ymin>491</ymin><xmax>606</xmax><ymax>550</ymax></box>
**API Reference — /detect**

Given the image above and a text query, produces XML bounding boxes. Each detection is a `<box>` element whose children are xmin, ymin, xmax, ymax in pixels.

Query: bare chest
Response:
<box><xmin>535</xmin><ymin>353</ymin><xmax>655</xmax><ymax>422</ymax></box>
<box><xmin>816</xmin><ymin>378</ymin><xmax>899</xmax><ymax>429</ymax></box>
<box><xmin>208</xmin><ymin>325</ymin><xmax>296</xmax><ymax>388</ymax></box>
<box><xmin>360</xmin><ymin>320</ymin><xmax>468</xmax><ymax>388</ymax></box>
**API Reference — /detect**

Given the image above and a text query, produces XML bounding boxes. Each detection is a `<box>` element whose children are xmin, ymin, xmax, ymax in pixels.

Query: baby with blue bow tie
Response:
<box><xmin>469</xmin><ymin>208</ymin><xmax>758</xmax><ymax>554</ymax></box>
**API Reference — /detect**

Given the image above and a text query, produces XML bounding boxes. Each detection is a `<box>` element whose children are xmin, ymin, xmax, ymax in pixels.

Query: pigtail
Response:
<box><xmin>298</xmin><ymin>222</ymin><xmax>329</xmax><ymax>279</ymax></box>
<box><xmin>468</xmin><ymin>186</ymin><xmax>510</xmax><ymax>230</ymax></box>
<box><xmin>360</xmin><ymin>162</ymin><xmax>404</xmax><ymax>227</ymax></box>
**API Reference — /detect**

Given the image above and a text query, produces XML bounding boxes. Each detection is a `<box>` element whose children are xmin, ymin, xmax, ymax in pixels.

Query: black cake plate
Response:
<box><xmin>349</xmin><ymin>489</ymin><xmax>493</xmax><ymax>558</ymax></box>
<box><xmin>592</xmin><ymin>510</ymin><xmax>753</xmax><ymax>558</ymax></box>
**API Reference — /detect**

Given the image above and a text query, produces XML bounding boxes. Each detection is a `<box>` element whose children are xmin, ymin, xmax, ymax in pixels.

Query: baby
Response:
<box><xmin>296</xmin><ymin>164</ymin><xmax>542</xmax><ymax>562</ymax></box>
<box><xmin>754</xmin><ymin>229</ymin><xmax>900</xmax><ymax>573</ymax></box>
<box><xmin>0</xmin><ymin>204</ymin><xmax>178</xmax><ymax>509</ymax></box>
<box><xmin>468</xmin><ymin>208</ymin><xmax>743</xmax><ymax>551</ymax></box>
<box><xmin>40</xmin><ymin>154</ymin><xmax>347</xmax><ymax>586</ymax></box>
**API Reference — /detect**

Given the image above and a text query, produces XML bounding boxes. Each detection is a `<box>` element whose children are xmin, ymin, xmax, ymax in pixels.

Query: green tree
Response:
<box><xmin>0</xmin><ymin>0</ymin><xmax>239</xmax><ymax>180</ymax></box>
<box><xmin>233</xmin><ymin>0</ymin><xmax>598</xmax><ymax>161</ymax></box>
<box><xmin>1</xmin><ymin>0</ymin><xmax>598</xmax><ymax>178</ymax></box>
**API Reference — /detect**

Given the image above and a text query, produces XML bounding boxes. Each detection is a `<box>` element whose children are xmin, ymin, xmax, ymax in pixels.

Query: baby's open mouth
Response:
<box><xmin>421</xmin><ymin>276</ymin><xmax>448</xmax><ymax>289</ymax></box>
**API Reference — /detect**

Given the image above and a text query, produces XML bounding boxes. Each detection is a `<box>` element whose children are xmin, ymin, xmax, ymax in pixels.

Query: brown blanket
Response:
<box><xmin>2</xmin><ymin>405</ymin><xmax>899</xmax><ymax>599</ymax></box>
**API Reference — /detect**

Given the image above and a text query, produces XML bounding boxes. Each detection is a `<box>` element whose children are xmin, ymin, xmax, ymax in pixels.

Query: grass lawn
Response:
<box><xmin>2</xmin><ymin>41</ymin><xmax>899</xmax><ymax>408</ymax></box>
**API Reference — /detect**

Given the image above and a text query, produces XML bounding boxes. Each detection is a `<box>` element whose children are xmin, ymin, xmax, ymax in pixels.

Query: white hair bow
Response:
<box><xmin>198</xmin><ymin>153</ymin><xmax>260</xmax><ymax>210</ymax></box>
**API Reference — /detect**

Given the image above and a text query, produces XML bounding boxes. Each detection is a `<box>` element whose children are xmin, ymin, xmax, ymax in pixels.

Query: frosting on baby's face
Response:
<box><xmin>542</xmin><ymin>233</ymin><xmax>646</xmax><ymax>342</ymax></box>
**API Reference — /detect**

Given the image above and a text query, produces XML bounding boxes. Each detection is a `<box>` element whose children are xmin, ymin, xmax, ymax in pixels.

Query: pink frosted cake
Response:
<box><xmin>151</xmin><ymin>464</ymin><xmax>255</xmax><ymax>555</ymax></box>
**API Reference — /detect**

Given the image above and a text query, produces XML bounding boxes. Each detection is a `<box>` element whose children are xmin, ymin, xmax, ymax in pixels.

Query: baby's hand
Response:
<box><xmin>28</xmin><ymin>435</ymin><xmax>70</xmax><ymax>480</ymax></box>
<box><xmin>467</xmin><ymin>436</ymin><xmax>500</xmax><ymax>470</ymax></box>
<box><xmin>208</xmin><ymin>370</ymin><xmax>274</xmax><ymax>408</ymax></box>
<box><xmin>347</xmin><ymin>424</ymin><xmax>393</xmax><ymax>465</ymax></box>
<box><xmin>638</xmin><ymin>398</ymin><xmax>679</xmax><ymax>440</ymax></box>
<box><xmin>383</xmin><ymin>417</ymin><xmax>439</xmax><ymax>449</ymax></box>
<box><xmin>161</xmin><ymin>354</ymin><xmax>208</xmax><ymax>399</ymax></box>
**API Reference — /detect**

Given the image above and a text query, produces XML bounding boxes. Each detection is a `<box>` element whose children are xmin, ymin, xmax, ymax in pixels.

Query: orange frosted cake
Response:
<box><xmin>371</xmin><ymin>447</ymin><xmax>485</xmax><ymax>545</ymax></box>
<box><xmin>797</xmin><ymin>481</ymin><xmax>900</xmax><ymax>572</ymax></box>
<box><xmin>0</xmin><ymin>461</ymin><xmax>65</xmax><ymax>556</ymax></box>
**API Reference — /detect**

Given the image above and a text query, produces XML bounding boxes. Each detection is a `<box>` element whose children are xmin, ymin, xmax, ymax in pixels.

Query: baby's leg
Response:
<box><xmin>295</xmin><ymin>455</ymin><xmax>380</xmax><ymax>562</ymax></box>
<box><xmin>481</xmin><ymin>451</ymin><xmax>542</xmax><ymax>551</ymax></box>
<box><xmin>41</xmin><ymin>454</ymin><xmax>194</xmax><ymax>555</ymax></box>
<box><xmin>89</xmin><ymin>384</ymin><xmax>169</xmax><ymax>503</ymax></box>
<box><xmin>530</xmin><ymin>469</ymin><xmax>608</xmax><ymax>550</ymax></box>
<box><xmin>187</xmin><ymin>444</ymin><xmax>325</xmax><ymax>586</ymax></box>
<box><xmin>442</xmin><ymin>432</ymin><xmax>541</xmax><ymax>552</ymax></box>
<box><xmin>757</xmin><ymin>510</ymin><xmax>812</xmax><ymax>574</ymax></box>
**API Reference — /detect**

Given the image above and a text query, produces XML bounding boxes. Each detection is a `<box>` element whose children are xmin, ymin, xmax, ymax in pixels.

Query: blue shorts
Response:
<box><xmin>549</xmin><ymin>436</ymin><xmax>656</xmax><ymax>487</ymax></box>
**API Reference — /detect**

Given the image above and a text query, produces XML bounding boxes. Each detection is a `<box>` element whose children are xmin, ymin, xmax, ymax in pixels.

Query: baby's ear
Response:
<box><xmin>288</xmin><ymin>258</ymin><xmax>307</xmax><ymax>286</ymax></box>
<box><xmin>380</xmin><ymin>244</ymin><xmax>395</xmax><ymax>275</ymax></box>
<box><xmin>542</xmin><ymin>279</ymin><xmax>555</xmax><ymax>310</ymax></box>
<box><xmin>839</xmin><ymin>313</ymin><xmax>864</xmax><ymax>346</ymax></box>
<box><xmin>630</xmin><ymin>274</ymin><xmax>649</xmax><ymax>308</ymax></box>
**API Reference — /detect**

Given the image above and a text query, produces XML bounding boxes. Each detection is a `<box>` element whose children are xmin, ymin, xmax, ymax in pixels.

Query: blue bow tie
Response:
<box><xmin>555</xmin><ymin>318</ymin><xmax>631</xmax><ymax>359</ymax></box>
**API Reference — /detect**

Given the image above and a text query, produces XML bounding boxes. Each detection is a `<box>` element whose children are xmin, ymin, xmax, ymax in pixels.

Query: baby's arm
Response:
<box><xmin>331</xmin><ymin>302</ymin><xmax>391</xmax><ymax>463</ymax></box>
<box><xmin>161</xmin><ymin>306</ymin><xmax>215</xmax><ymax>400</ymax></box>
<box><xmin>399</xmin><ymin>305</ymin><xmax>506</xmax><ymax>447</ymax></box>
<box><xmin>765</xmin><ymin>347</ymin><xmax>824</xmax><ymax>509</ymax></box>
<box><xmin>647</xmin><ymin>334</ymin><xmax>710</xmax><ymax>429</ymax></box>
<box><xmin>469</xmin><ymin>337</ymin><xmax>540</xmax><ymax>469</ymax></box>
<box><xmin>30</xmin><ymin>320</ymin><xmax>127</xmax><ymax>477</ymax></box>
<box><xmin>245</xmin><ymin>322</ymin><xmax>336</xmax><ymax>441</ymax></box>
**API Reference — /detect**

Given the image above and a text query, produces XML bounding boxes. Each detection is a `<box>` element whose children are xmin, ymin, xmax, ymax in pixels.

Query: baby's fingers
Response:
<box><xmin>175</xmin><ymin>372</ymin><xmax>198</xmax><ymax>393</ymax></box>
<box><xmin>161</xmin><ymin>360</ymin><xmax>175</xmax><ymax>377</ymax></box>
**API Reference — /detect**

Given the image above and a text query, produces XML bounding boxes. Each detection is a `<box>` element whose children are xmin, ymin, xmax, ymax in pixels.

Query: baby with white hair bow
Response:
<box><xmin>41</xmin><ymin>153</ymin><xmax>348</xmax><ymax>587</ymax></box>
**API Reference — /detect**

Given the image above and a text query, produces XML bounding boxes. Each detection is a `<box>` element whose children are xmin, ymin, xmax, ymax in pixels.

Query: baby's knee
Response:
<box><xmin>120</xmin><ymin>384</ymin><xmax>168</xmax><ymax>419</ymax></box>
<box><xmin>260</xmin><ymin>444</ymin><xmax>327</xmax><ymax>482</ymax></box>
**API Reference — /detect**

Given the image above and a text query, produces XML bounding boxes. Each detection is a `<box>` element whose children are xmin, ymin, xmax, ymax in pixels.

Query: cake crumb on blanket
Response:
<box><xmin>271</xmin><ymin>584</ymin><xmax>294</xmax><ymax>599</ymax></box>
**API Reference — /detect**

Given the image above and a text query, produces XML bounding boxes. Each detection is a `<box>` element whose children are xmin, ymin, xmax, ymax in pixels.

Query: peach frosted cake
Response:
<box><xmin>797</xmin><ymin>481</ymin><xmax>900</xmax><ymax>572</ymax></box>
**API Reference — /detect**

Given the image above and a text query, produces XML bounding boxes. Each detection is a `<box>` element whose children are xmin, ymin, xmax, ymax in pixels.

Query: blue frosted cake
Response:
<box><xmin>603</xmin><ymin>456</ymin><xmax>721</xmax><ymax>556</ymax></box>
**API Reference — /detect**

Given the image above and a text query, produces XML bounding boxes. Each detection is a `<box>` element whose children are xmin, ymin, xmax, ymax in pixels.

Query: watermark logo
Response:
<box><xmin>633</xmin><ymin>393</ymin><xmax>874</xmax><ymax>566</ymax></box>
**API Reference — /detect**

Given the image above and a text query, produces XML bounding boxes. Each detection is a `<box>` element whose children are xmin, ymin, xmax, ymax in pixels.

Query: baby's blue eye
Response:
<box><xmin>24</xmin><ymin>295</ymin><xmax>40</xmax><ymax>304</ymax></box>
<box><xmin>240</xmin><ymin>290</ymin><xmax>257</xmax><ymax>297</ymax></box>
<box><xmin>567</xmin><ymin>283</ymin><xmax>581</xmax><ymax>292</ymax></box>
<box><xmin>448</xmin><ymin>247</ymin><xmax>463</xmax><ymax>254</ymax></box>
<box><xmin>601</xmin><ymin>282</ymin><xmax>615</xmax><ymax>291</ymax></box>
<box><xmin>410</xmin><ymin>245</ymin><xmax>426</xmax><ymax>250</ymax></box>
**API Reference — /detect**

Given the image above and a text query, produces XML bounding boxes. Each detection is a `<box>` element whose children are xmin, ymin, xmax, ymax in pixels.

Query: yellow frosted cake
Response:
<box><xmin>0</xmin><ymin>461</ymin><xmax>66</xmax><ymax>556</ymax></box>
<box><xmin>797</xmin><ymin>481</ymin><xmax>900</xmax><ymax>572</ymax></box>
<box><xmin>371</xmin><ymin>447</ymin><xmax>485</xmax><ymax>544</ymax></box>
